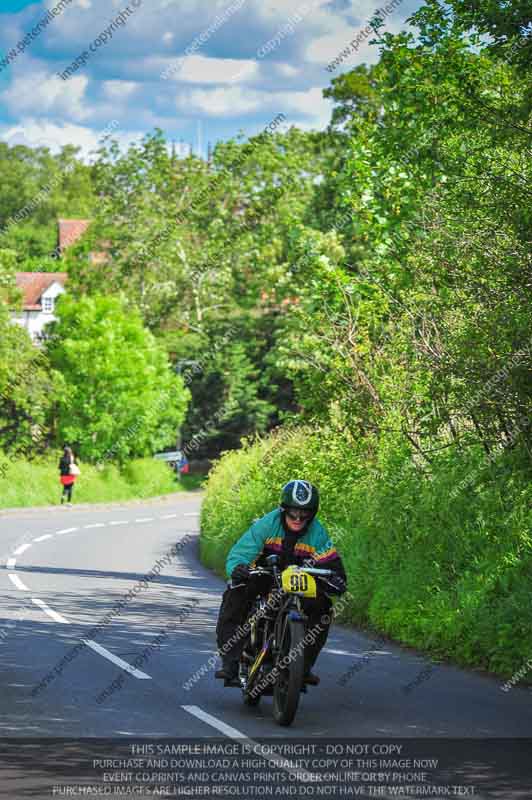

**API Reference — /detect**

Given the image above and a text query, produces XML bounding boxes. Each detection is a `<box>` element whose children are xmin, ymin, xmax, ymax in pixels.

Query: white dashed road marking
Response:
<box><xmin>182</xmin><ymin>705</ymin><xmax>247</xmax><ymax>738</ymax></box>
<box><xmin>6</xmin><ymin>507</ymin><xmax>198</xmax><ymax>681</ymax></box>
<box><xmin>83</xmin><ymin>639</ymin><xmax>151</xmax><ymax>679</ymax></box>
<box><xmin>32</xmin><ymin>598</ymin><xmax>70</xmax><ymax>624</ymax></box>
<box><xmin>181</xmin><ymin>706</ymin><xmax>320</xmax><ymax>782</ymax></box>
<box><xmin>9</xmin><ymin>573</ymin><xmax>29</xmax><ymax>591</ymax></box>
<box><xmin>13</xmin><ymin>543</ymin><xmax>31</xmax><ymax>556</ymax></box>
<box><xmin>325</xmin><ymin>648</ymin><xmax>367</xmax><ymax>657</ymax></box>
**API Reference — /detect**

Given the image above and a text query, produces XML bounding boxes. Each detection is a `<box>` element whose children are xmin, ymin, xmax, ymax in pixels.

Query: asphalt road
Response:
<box><xmin>1</xmin><ymin>494</ymin><xmax>531</xmax><ymax>798</ymax></box>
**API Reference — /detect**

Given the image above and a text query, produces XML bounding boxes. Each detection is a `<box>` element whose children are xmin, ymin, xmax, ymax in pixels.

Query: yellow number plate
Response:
<box><xmin>281</xmin><ymin>566</ymin><xmax>317</xmax><ymax>598</ymax></box>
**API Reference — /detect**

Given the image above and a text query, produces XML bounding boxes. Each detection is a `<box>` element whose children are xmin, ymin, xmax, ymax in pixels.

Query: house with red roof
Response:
<box><xmin>12</xmin><ymin>271</ymin><xmax>68</xmax><ymax>343</ymax></box>
<box><xmin>11</xmin><ymin>218</ymin><xmax>89</xmax><ymax>343</ymax></box>
<box><xmin>57</xmin><ymin>218</ymin><xmax>90</xmax><ymax>253</ymax></box>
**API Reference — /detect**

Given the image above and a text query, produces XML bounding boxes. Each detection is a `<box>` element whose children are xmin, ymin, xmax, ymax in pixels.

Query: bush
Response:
<box><xmin>200</xmin><ymin>428</ymin><xmax>532</xmax><ymax>677</ymax></box>
<box><xmin>0</xmin><ymin>455</ymin><xmax>189</xmax><ymax>508</ymax></box>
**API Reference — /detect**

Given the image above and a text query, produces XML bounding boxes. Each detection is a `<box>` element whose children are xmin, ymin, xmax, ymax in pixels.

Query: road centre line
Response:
<box><xmin>13</xmin><ymin>543</ymin><xmax>31</xmax><ymax>555</ymax></box>
<box><xmin>83</xmin><ymin>639</ymin><xmax>152</xmax><ymax>679</ymax></box>
<box><xmin>9</xmin><ymin>573</ymin><xmax>29</xmax><ymax>591</ymax></box>
<box><xmin>325</xmin><ymin>648</ymin><xmax>368</xmax><ymax>657</ymax></box>
<box><xmin>32</xmin><ymin>598</ymin><xmax>70</xmax><ymax>624</ymax></box>
<box><xmin>181</xmin><ymin>706</ymin><xmax>320</xmax><ymax>782</ymax></box>
<box><xmin>9</xmin><ymin>508</ymin><xmax>198</xmax><ymax>680</ymax></box>
<box><xmin>182</xmin><ymin>705</ymin><xmax>247</xmax><ymax>738</ymax></box>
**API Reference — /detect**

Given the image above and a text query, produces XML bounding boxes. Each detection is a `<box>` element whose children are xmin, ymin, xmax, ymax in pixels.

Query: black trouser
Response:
<box><xmin>61</xmin><ymin>482</ymin><xmax>74</xmax><ymax>502</ymax></box>
<box><xmin>216</xmin><ymin>575</ymin><xmax>332</xmax><ymax>673</ymax></box>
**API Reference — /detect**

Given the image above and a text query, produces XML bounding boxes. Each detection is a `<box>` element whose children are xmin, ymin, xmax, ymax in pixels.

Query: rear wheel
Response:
<box><xmin>272</xmin><ymin>617</ymin><xmax>305</xmax><ymax>726</ymax></box>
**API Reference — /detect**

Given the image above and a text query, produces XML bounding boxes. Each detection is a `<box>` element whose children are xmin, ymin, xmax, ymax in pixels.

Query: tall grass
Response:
<box><xmin>200</xmin><ymin>427</ymin><xmax>532</xmax><ymax>677</ymax></box>
<box><xmin>0</xmin><ymin>455</ymin><xmax>201</xmax><ymax>508</ymax></box>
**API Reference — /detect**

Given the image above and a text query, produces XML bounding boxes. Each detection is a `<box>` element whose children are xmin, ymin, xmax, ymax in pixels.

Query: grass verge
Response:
<box><xmin>0</xmin><ymin>455</ymin><xmax>205</xmax><ymax>508</ymax></box>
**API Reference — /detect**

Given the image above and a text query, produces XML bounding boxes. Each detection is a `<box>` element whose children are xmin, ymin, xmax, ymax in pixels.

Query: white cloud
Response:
<box><xmin>277</xmin><ymin>86</ymin><xmax>331</xmax><ymax>128</ymax></box>
<box><xmin>305</xmin><ymin>2</ymin><xmax>410</xmax><ymax>66</ymax></box>
<box><xmin>165</xmin><ymin>54</ymin><xmax>258</xmax><ymax>84</ymax></box>
<box><xmin>177</xmin><ymin>86</ymin><xmax>263</xmax><ymax>116</ymax></box>
<box><xmin>102</xmin><ymin>80</ymin><xmax>138</xmax><ymax>99</ymax></box>
<box><xmin>176</xmin><ymin>83</ymin><xmax>331</xmax><ymax>127</ymax></box>
<box><xmin>0</xmin><ymin>119</ymin><xmax>141</xmax><ymax>160</ymax></box>
<box><xmin>256</xmin><ymin>0</ymin><xmax>330</xmax><ymax>23</ymax></box>
<box><xmin>277</xmin><ymin>63</ymin><xmax>300</xmax><ymax>77</ymax></box>
<box><xmin>2</xmin><ymin>72</ymin><xmax>90</xmax><ymax>122</ymax></box>
<box><xmin>306</xmin><ymin>27</ymin><xmax>382</xmax><ymax>66</ymax></box>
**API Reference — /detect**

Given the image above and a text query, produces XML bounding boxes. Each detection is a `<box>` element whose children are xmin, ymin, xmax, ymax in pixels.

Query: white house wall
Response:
<box><xmin>11</xmin><ymin>282</ymin><xmax>65</xmax><ymax>343</ymax></box>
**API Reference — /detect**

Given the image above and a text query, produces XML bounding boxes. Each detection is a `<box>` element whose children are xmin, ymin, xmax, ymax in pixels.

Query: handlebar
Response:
<box><xmin>248</xmin><ymin>565</ymin><xmax>334</xmax><ymax>577</ymax></box>
<box><xmin>299</xmin><ymin>567</ymin><xmax>334</xmax><ymax>576</ymax></box>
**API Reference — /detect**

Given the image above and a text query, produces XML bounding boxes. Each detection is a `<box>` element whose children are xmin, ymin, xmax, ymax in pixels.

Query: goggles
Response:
<box><xmin>285</xmin><ymin>507</ymin><xmax>312</xmax><ymax>521</ymax></box>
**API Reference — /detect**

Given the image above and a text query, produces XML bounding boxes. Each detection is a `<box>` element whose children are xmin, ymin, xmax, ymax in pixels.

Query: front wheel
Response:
<box><xmin>272</xmin><ymin>617</ymin><xmax>305</xmax><ymax>726</ymax></box>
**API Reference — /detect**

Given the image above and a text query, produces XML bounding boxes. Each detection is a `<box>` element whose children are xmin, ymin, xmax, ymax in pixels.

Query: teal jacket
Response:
<box><xmin>226</xmin><ymin>508</ymin><xmax>346</xmax><ymax>580</ymax></box>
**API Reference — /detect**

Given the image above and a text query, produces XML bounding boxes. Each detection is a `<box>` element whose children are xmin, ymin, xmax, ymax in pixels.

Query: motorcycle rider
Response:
<box><xmin>215</xmin><ymin>479</ymin><xmax>347</xmax><ymax>685</ymax></box>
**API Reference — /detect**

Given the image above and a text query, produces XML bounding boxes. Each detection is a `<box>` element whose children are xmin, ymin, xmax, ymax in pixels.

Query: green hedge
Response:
<box><xmin>200</xmin><ymin>427</ymin><xmax>532</xmax><ymax>677</ymax></box>
<box><xmin>0</xmin><ymin>456</ymin><xmax>196</xmax><ymax>508</ymax></box>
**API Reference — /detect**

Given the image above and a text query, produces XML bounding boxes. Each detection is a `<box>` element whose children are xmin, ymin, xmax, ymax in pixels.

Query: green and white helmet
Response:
<box><xmin>280</xmin><ymin>479</ymin><xmax>319</xmax><ymax>515</ymax></box>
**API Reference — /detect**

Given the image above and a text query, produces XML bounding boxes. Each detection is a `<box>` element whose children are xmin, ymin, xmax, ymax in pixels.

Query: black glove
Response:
<box><xmin>231</xmin><ymin>563</ymin><xmax>251</xmax><ymax>584</ymax></box>
<box><xmin>326</xmin><ymin>574</ymin><xmax>346</xmax><ymax>595</ymax></box>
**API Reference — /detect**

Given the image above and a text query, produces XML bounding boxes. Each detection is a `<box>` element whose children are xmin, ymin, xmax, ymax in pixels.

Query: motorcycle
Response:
<box><xmin>226</xmin><ymin>554</ymin><xmax>337</xmax><ymax>726</ymax></box>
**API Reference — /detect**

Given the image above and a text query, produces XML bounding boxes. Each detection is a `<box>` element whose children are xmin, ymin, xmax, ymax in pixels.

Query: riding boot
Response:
<box><xmin>215</xmin><ymin>656</ymin><xmax>239</xmax><ymax>681</ymax></box>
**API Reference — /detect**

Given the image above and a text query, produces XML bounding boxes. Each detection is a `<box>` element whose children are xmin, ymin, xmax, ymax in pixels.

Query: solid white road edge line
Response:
<box><xmin>56</xmin><ymin>527</ymin><xmax>79</xmax><ymax>535</ymax></box>
<box><xmin>32</xmin><ymin>598</ymin><xmax>70</xmax><ymax>624</ymax></box>
<box><xmin>9</xmin><ymin>573</ymin><xmax>29</xmax><ymax>591</ymax></box>
<box><xmin>181</xmin><ymin>706</ymin><xmax>320</xmax><ymax>782</ymax></box>
<box><xmin>109</xmin><ymin>520</ymin><xmax>128</xmax><ymax>526</ymax></box>
<box><xmin>85</xmin><ymin>523</ymin><xmax>105</xmax><ymax>529</ymax></box>
<box><xmin>13</xmin><ymin>543</ymin><xmax>31</xmax><ymax>556</ymax></box>
<box><xmin>160</xmin><ymin>513</ymin><xmax>177</xmax><ymax>519</ymax></box>
<box><xmin>6</xmin><ymin>557</ymin><xmax>16</xmax><ymax>569</ymax></box>
<box><xmin>183</xmin><ymin>512</ymin><xmax>199</xmax><ymax>516</ymax></box>
<box><xmin>82</xmin><ymin>639</ymin><xmax>152</xmax><ymax>679</ymax></box>
<box><xmin>33</xmin><ymin>534</ymin><xmax>53</xmax><ymax>543</ymax></box>
<box><xmin>135</xmin><ymin>518</ymin><xmax>154</xmax><ymax>523</ymax></box>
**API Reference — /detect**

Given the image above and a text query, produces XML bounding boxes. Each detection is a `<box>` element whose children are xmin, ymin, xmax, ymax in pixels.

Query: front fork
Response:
<box><xmin>273</xmin><ymin>597</ymin><xmax>307</xmax><ymax>660</ymax></box>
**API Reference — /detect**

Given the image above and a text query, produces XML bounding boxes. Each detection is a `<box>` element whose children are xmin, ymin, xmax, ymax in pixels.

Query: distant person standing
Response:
<box><xmin>59</xmin><ymin>445</ymin><xmax>79</xmax><ymax>505</ymax></box>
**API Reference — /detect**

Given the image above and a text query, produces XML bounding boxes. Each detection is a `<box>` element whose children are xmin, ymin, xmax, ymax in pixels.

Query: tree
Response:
<box><xmin>65</xmin><ymin>127</ymin><xmax>328</xmax><ymax>458</ymax></box>
<box><xmin>46</xmin><ymin>294</ymin><xmax>190</xmax><ymax>462</ymax></box>
<box><xmin>0</xmin><ymin>142</ymin><xmax>95</xmax><ymax>260</ymax></box>
<box><xmin>279</xmin><ymin>0</ymin><xmax>532</xmax><ymax>463</ymax></box>
<box><xmin>0</xmin><ymin>249</ymin><xmax>54</xmax><ymax>455</ymax></box>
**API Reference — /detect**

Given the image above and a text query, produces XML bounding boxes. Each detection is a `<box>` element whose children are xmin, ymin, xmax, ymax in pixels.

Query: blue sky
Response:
<box><xmin>0</xmin><ymin>0</ymin><xmax>421</xmax><ymax>159</ymax></box>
